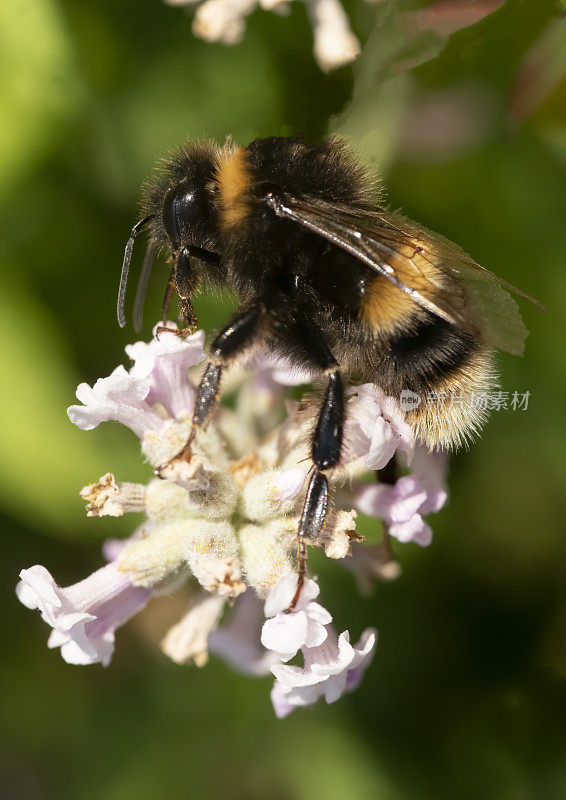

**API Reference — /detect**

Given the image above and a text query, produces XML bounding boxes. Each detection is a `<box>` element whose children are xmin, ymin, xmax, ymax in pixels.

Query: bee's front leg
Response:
<box><xmin>155</xmin><ymin>304</ymin><xmax>265</xmax><ymax>475</ymax></box>
<box><xmin>156</xmin><ymin>249</ymin><xmax>199</xmax><ymax>338</ymax></box>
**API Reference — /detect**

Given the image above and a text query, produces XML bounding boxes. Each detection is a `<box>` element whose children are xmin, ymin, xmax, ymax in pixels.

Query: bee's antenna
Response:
<box><xmin>133</xmin><ymin>241</ymin><xmax>155</xmax><ymax>333</ymax></box>
<box><xmin>117</xmin><ymin>215</ymin><xmax>154</xmax><ymax>328</ymax></box>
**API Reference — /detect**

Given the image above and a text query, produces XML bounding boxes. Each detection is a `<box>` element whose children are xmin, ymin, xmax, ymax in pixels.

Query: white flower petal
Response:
<box><xmin>309</xmin><ymin>631</ymin><xmax>355</xmax><ymax>677</ymax></box>
<box><xmin>344</xmin><ymin>384</ymin><xmax>414</xmax><ymax>470</ymax></box>
<box><xmin>350</xmin><ymin>628</ymin><xmax>377</xmax><ymax>670</ymax></box>
<box><xmin>309</xmin><ymin>0</ymin><xmax>360</xmax><ymax>73</ymax></box>
<box><xmin>264</xmin><ymin>575</ymin><xmax>320</xmax><ymax>617</ymax></box>
<box><xmin>303</xmin><ymin>616</ymin><xmax>329</xmax><ymax>649</ymax></box>
<box><xmin>270</xmin><ymin>662</ymin><xmax>322</xmax><ymax>688</ymax></box>
<box><xmin>67</xmin><ymin>367</ymin><xmax>162</xmax><ymax>438</ymax></box>
<box><xmin>269</xmin><ymin>622</ymin><xmax>378</xmax><ymax>713</ymax></box>
<box><xmin>389</xmin><ymin>515</ymin><xmax>433</xmax><ymax>546</ymax></box>
<box><xmin>323</xmin><ymin>671</ymin><xmax>349</xmax><ymax>703</ymax></box>
<box><xmin>305</xmin><ymin>601</ymin><xmax>332</xmax><ymax>627</ymax></box>
<box><xmin>261</xmin><ymin>611</ymin><xmax>308</xmax><ymax>661</ymax></box>
<box><xmin>262</xmin><ymin>576</ymin><xmax>334</xmax><ymax>661</ymax></box>
<box><xmin>126</xmin><ymin>324</ymin><xmax>205</xmax><ymax>418</ymax></box>
<box><xmin>346</xmin><ymin>628</ymin><xmax>378</xmax><ymax>693</ymax></box>
<box><xmin>59</xmin><ymin>637</ymin><xmax>100</xmax><ymax>666</ymax></box>
<box><xmin>17</xmin><ymin>565</ymin><xmax>61</xmax><ymax>608</ymax></box>
<box><xmin>270</xmin><ymin>681</ymin><xmax>297</xmax><ymax>718</ymax></box>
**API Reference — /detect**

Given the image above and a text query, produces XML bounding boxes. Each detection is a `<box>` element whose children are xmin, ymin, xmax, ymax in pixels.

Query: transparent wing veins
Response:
<box><xmin>266</xmin><ymin>193</ymin><xmax>543</xmax><ymax>355</ymax></box>
<box><xmin>268</xmin><ymin>195</ymin><xmax>464</xmax><ymax>328</ymax></box>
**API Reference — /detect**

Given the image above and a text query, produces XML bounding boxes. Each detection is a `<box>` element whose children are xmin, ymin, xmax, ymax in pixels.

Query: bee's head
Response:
<box><xmin>117</xmin><ymin>141</ymin><xmax>221</xmax><ymax>329</ymax></box>
<box><xmin>149</xmin><ymin>142</ymin><xmax>220</xmax><ymax>252</ymax></box>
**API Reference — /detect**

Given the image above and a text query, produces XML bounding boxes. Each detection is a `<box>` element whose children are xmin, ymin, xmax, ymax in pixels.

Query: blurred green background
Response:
<box><xmin>1</xmin><ymin>0</ymin><xmax>565</xmax><ymax>797</ymax></box>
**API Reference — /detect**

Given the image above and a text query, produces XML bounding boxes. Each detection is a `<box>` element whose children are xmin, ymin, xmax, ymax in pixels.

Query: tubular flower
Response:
<box><xmin>16</xmin><ymin>563</ymin><xmax>150</xmax><ymax>666</ymax></box>
<box><xmin>354</xmin><ymin>446</ymin><xmax>449</xmax><ymax>547</ymax></box>
<box><xmin>18</xmin><ymin>323</ymin><xmax>449</xmax><ymax>714</ymax></box>
<box><xmin>263</xmin><ymin>575</ymin><xmax>377</xmax><ymax>716</ymax></box>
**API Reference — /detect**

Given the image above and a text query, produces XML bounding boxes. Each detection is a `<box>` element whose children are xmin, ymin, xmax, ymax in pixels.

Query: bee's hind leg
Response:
<box><xmin>285</xmin><ymin>327</ymin><xmax>345</xmax><ymax>611</ymax></box>
<box><xmin>155</xmin><ymin>304</ymin><xmax>265</xmax><ymax>475</ymax></box>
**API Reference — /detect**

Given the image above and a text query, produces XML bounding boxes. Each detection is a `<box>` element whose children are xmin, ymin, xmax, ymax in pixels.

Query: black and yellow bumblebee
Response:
<box><xmin>118</xmin><ymin>135</ymin><xmax>542</xmax><ymax>605</ymax></box>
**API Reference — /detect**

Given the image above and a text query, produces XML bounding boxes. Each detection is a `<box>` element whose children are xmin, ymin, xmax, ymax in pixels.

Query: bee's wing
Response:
<box><xmin>267</xmin><ymin>194</ymin><xmax>544</xmax><ymax>356</ymax></box>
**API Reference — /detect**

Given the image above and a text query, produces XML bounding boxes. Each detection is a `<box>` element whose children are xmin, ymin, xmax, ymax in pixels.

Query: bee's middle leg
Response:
<box><xmin>155</xmin><ymin>303</ymin><xmax>265</xmax><ymax>474</ymax></box>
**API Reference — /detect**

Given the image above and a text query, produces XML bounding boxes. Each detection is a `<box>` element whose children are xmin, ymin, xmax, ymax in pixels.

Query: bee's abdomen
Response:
<box><xmin>388</xmin><ymin>315</ymin><xmax>475</xmax><ymax>385</ymax></box>
<box><xmin>375</xmin><ymin>314</ymin><xmax>497</xmax><ymax>450</ymax></box>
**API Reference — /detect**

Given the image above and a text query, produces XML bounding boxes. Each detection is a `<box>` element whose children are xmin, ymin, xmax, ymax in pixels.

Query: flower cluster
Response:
<box><xmin>17</xmin><ymin>323</ymin><xmax>448</xmax><ymax>715</ymax></box>
<box><xmin>262</xmin><ymin>575</ymin><xmax>376</xmax><ymax>716</ymax></box>
<box><xmin>165</xmin><ymin>0</ymin><xmax>362</xmax><ymax>73</ymax></box>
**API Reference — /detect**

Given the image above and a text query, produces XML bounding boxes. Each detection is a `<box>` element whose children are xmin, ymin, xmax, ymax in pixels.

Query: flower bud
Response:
<box><xmin>161</xmin><ymin>591</ymin><xmax>225</xmax><ymax>667</ymax></box>
<box><xmin>240</xmin><ymin>469</ymin><xmax>304</xmax><ymax>522</ymax></box>
<box><xmin>239</xmin><ymin>523</ymin><xmax>295</xmax><ymax>598</ymax></box>
<box><xmin>117</xmin><ymin>521</ymin><xmax>195</xmax><ymax>588</ymax></box>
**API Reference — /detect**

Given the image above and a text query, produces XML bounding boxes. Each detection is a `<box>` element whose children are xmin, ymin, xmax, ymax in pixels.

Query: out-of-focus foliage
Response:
<box><xmin>1</xmin><ymin>1</ymin><xmax>565</xmax><ymax>798</ymax></box>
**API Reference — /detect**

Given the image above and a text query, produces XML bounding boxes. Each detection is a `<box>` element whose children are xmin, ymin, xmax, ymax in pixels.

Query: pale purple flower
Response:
<box><xmin>209</xmin><ymin>590</ymin><xmax>279</xmax><ymax>675</ymax></box>
<box><xmin>342</xmin><ymin>542</ymin><xmax>403</xmax><ymax>595</ymax></box>
<box><xmin>67</xmin><ymin>365</ymin><xmax>164</xmax><ymax>438</ymax></box>
<box><xmin>345</xmin><ymin>628</ymin><xmax>378</xmax><ymax>693</ymax></box>
<box><xmin>126</xmin><ymin>323</ymin><xmax>205</xmax><ymax>418</ymax></box>
<box><xmin>410</xmin><ymin>444</ymin><xmax>449</xmax><ymax>514</ymax></box>
<box><xmin>261</xmin><ymin>576</ymin><xmax>377</xmax><ymax>716</ymax></box>
<box><xmin>16</xmin><ymin>562</ymin><xmax>150</xmax><ymax>666</ymax></box>
<box><xmin>243</xmin><ymin>352</ymin><xmax>314</xmax><ymax>399</ymax></box>
<box><xmin>270</xmin><ymin>627</ymin><xmax>377</xmax><ymax>717</ymax></box>
<box><xmin>67</xmin><ymin>323</ymin><xmax>206</xmax><ymax>437</ymax></box>
<box><xmin>22</xmin><ymin>318</ymin><xmax>455</xmax><ymax>716</ymax></box>
<box><xmin>355</xmin><ymin>475</ymin><xmax>446</xmax><ymax>547</ymax></box>
<box><xmin>261</xmin><ymin>575</ymin><xmax>332</xmax><ymax>661</ymax></box>
<box><xmin>344</xmin><ymin>384</ymin><xmax>414</xmax><ymax>470</ymax></box>
<box><xmin>256</xmin><ymin>355</ymin><xmax>313</xmax><ymax>387</ymax></box>
<box><xmin>356</xmin><ymin>476</ymin><xmax>433</xmax><ymax>546</ymax></box>
<box><xmin>355</xmin><ymin>447</ymin><xmax>449</xmax><ymax>547</ymax></box>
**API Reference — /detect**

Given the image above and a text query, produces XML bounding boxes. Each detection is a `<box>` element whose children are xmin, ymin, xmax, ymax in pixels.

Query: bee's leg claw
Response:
<box><xmin>155</xmin><ymin>293</ymin><xmax>198</xmax><ymax>341</ymax></box>
<box><xmin>155</xmin><ymin>324</ymin><xmax>196</xmax><ymax>340</ymax></box>
<box><xmin>176</xmin><ymin>297</ymin><xmax>198</xmax><ymax>338</ymax></box>
<box><xmin>154</xmin><ymin>324</ymin><xmax>172</xmax><ymax>341</ymax></box>
<box><xmin>154</xmin><ymin>458</ymin><xmax>169</xmax><ymax>478</ymax></box>
<box><xmin>154</xmin><ymin>439</ymin><xmax>195</xmax><ymax>478</ymax></box>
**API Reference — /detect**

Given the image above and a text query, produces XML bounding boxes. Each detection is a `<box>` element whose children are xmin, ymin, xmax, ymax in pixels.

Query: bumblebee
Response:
<box><xmin>118</xmin><ymin>135</ymin><xmax>542</xmax><ymax>606</ymax></box>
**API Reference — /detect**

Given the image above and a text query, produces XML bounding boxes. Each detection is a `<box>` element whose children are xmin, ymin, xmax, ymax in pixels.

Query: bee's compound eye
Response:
<box><xmin>162</xmin><ymin>184</ymin><xmax>207</xmax><ymax>245</ymax></box>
